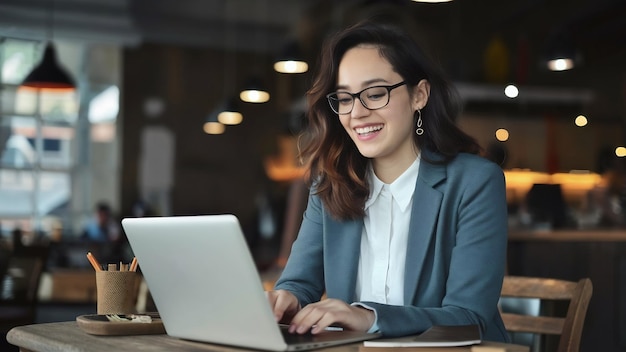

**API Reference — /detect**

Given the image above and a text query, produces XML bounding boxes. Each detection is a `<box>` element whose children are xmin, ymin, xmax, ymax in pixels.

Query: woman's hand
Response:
<box><xmin>288</xmin><ymin>298</ymin><xmax>375</xmax><ymax>334</ymax></box>
<box><xmin>266</xmin><ymin>289</ymin><xmax>300</xmax><ymax>324</ymax></box>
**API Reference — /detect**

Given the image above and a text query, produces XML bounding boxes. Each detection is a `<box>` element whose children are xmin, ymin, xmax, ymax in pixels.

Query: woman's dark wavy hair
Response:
<box><xmin>300</xmin><ymin>20</ymin><xmax>481</xmax><ymax>220</ymax></box>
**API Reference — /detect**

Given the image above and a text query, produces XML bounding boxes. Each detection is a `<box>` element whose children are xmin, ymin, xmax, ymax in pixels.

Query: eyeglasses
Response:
<box><xmin>326</xmin><ymin>81</ymin><xmax>406</xmax><ymax>115</ymax></box>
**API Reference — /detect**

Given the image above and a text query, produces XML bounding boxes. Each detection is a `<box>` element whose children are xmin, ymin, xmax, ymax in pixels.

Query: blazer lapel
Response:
<box><xmin>404</xmin><ymin>156</ymin><xmax>446</xmax><ymax>303</ymax></box>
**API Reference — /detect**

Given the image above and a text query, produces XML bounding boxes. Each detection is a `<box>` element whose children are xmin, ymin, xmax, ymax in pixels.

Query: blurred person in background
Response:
<box><xmin>82</xmin><ymin>201</ymin><xmax>120</xmax><ymax>242</ymax></box>
<box><xmin>582</xmin><ymin>147</ymin><xmax>626</xmax><ymax>227</ymax></box>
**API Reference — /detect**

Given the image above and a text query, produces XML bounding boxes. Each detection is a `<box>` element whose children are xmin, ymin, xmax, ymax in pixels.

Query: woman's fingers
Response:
<box><xmin>289</xmin><ymin>299</ymin><xmax>373</xmax><ymax>334</ymax></box>
<box><xmin>289</xmin><ymin>303</ymin><xmax>329</xmax><ymax>334</ymax></box>
<box><xmin>267</xmin><ymin>290</ymin><xmax>299</xmax><ymax>323</ymax></box>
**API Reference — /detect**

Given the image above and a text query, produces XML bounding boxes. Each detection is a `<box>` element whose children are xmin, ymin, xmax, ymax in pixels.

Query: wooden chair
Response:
<box><xmin>500</xmin><ymin>276</ymin><xmax>593</xmax><ymax>352</ymax></box>
<box><xmin>0</xmin><ymin>246</ymin><xmax>10</xmax><ymax>284</ymax></box>
<box><xmin>0</xmin><ymin>251</ymin><xmax>47</xmax><ymax>334</ymax></box>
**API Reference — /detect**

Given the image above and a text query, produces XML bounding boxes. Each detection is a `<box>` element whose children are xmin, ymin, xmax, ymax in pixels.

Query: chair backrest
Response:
<box><xmin>7</xmin><ymin>255</ymin><xmax>44</xmax><ymax>304</ymax></box>
<box><xmin>0</xmin><ymin>247</ymin><xmax>10</xmax><ymax>283</ymax></box>
<box><xmin>0</xmin><ymin>252</ymin><xmax>47</xmax><ymax>333</ymax></box>
<box><xmin>500</xmin><ymin>276</ymin><xmax>593</xmax><ymax>352</ymax></box>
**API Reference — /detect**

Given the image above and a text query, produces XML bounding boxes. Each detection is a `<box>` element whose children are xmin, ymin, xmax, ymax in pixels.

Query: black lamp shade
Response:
<box><xmin>216</xmin><ymin>97</ymin><xmax>243</xmax><ymax>125</ymax></box>
<box><xmin>203</xmin><ymin>111</ymin><xmax>226</xmax><ymax>135</ymax></box>
<box><xmin>21</xmin><ymin>43</ymin><xmax>76</xmax><ymax>90</ymax></box>
<box><xmin>274</xmin><ymin>41</ymin><xmax>308</xmax><ymax>74</ymax></box>
<box><xmin>544</xmin><ymin>31</ymin><xmax>579</xmax><ymax>71</ymax></box>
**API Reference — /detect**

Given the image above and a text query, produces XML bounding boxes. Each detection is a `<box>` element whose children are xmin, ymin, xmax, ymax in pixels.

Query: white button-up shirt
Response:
<box><xmin>355</xmin><ymin>156</ymin><xmax>420</xmax><ymax>305</ymax></box>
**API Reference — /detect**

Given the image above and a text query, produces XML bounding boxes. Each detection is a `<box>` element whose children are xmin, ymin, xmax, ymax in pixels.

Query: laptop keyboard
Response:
<box><xmin>281</xmin><ymin>326</ymin><xmax>317</xmax><ymax>344</ymax></box>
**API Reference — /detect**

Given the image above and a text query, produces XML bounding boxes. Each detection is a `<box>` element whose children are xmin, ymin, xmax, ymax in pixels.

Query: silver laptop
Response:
<box><xmin>122</xmin><ymin>214</ymin><xmax>380</xmax><ymax>351</ymax></box>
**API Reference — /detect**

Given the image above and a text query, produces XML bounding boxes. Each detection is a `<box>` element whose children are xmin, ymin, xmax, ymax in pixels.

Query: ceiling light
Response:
<box><xmin>574</xmin><ymin>115</ymin><xmax>587</xmax><ymax>127</ymax></box>
<box><xmin>545</xmin><ymin>31</ymin><xmax>579</xmax><ymax>71</ymax></box>
<box><xmin>204</xmin><ymin>97</ymin><xmax>243</xmax><ymax>133</ymax></box>
<box><xmin>240</xmin><ymin>89</ymin><xmax>270</xmax><ymax>103</ymax></box>
<box><xmin>239</xmin><ymin>77</ymin><xmax>270</xmax><ymax>103</ymax></box>
<box><xmin>547</xmin><ymin>58</ymin><xmax>575</xmax><ymax>72</ymax></box>
<box><xmin>411</xmin><ymin>0</ymin><xmax>454</xmax><ymax>2</ymax></box>
<box><xmin>203</xmin><ymin>116</ymin><xmax>225</xmax><ymax>135</ymax></box>
<box><xmin>20</xmin><ymin>0</ymin><xmax>76</xmax><ymax>92</ymax></box>
<box><xmin>274</xmin><ymin>60</ymin><xmax>309</xmax><ymax>74</ymax></box>
<box><xmin>495</xmin><ymin>129</ymin><xmax>509</xmax><ymax>142</ymax></box>
<box><xmin>203</xmin><ymin>121</ymin><xmax>225</xmax><ymax>135</ymax></box>
<box><xmin>218</xmin><ymin>110</ymin><xmax>243</xmax><ymax>125</ymax></box>
<box><xmin>20</xmin><ymin>43</ymin><xmax>75</xmax><ymax>91</ymax></box>
<box><xmin>216</xmin><ymin>97</ymin><xmax>243</xmax><ymax>125</ymax></box>
<box><xmin>274</xmin><ymin>41</ymin><xmax>308</xmax><ymax>74</ymax></box>
<box><xmin>504</xmin><ymin>84</ymin><xmax>519</xmax><ymax>98</ymax></box>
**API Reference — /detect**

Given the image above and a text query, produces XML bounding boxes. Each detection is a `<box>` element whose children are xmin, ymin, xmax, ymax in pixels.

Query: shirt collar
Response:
<box><xmin>365</xmin><ymin>166</ymin><xmax>385</xmax><ymax>210</ymax></box>
<box><xmin>389</xmin><ymin>157</ymin><xmax>420</xmax><ymax>211</ymax></box>
<box><xmin>365</xmin><ymin>156</ymin><xmax>421</xmax><ymax>212</ymax></box>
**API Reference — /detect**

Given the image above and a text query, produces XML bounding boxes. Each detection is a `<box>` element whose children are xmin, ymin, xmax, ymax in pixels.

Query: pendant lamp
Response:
<box><xmin>20</xmin><ymin>0</ymin><xmax>76</xmax><ymax>91</ymax></box>
<box><xmin>273</xmin><ymin>41</ymin><xmax>308</xmax><ymax>74</ymax></box>
<box><xmin>20</xmin><ymin>43</ymin><xmax>76</xmax><ymax>91</ymax></box>
<box><xmin>216</xmin><ymin>97</ymin><xmax>243</xmax><ymax>125</ymax></box>
<box><xmin>240</xmin><ymin>0</ymin><xmax>271</xmax><ymax>103</ymax></box>
<box><xmin>204</xmin><ymin>96</ymin><xmax>243</xmax><ymax>131</ymax></box>
<box><xmin>545</xmin><ymin>31</ymin><xmax>579</xmax><ymax>72</ymax></box>
<box><xmin>204</xmin><ymin>2</ymin><xmax>243</xmax><ymax>133</ymax></box>
<box><xmin>217</xmin><ymin>11</ymin><xmax>243</xmax><ymax>125</ymax></box>
<box><xmin>203</xmin><ymin>113</ymin><xmax>226</xmax><ymax>135</ymax></box>
<box><xmin>239</xmin><ymin>77</ymin><xmax>270</xmax><ymax>103</ymax></box>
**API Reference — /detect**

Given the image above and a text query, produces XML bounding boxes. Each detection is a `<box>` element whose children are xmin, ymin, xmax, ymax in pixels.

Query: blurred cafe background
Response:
<box><xmin>1</xmin><ymin>0</ymin><xmax>625</xmax><ymax>351</ymax></box>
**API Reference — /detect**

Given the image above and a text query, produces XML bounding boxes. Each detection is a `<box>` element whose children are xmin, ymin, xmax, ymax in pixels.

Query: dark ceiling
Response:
<box><xmin>1</xmin><ymin>0</ymin><xmax>625</xmax><ymax>118</ymax></box>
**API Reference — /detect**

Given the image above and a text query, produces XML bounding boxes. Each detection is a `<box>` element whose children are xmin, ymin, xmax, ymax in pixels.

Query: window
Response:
<box><xmin>0</xmin><ymin>39</ymin><xmax>75</xmax><ymax>237</ymax></box>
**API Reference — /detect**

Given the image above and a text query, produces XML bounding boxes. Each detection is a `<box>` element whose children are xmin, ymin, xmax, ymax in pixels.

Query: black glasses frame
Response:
<box><xmin>326</xmin><ymin>81</ymin><xmax>406</xmax><ymax>115</ymax></box>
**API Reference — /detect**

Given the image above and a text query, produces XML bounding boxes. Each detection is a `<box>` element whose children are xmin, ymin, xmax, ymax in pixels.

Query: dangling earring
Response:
<box><xmin>415</xmin><ymin>109</ymin><xmax>424</xmax><ymax>136</ymax></box>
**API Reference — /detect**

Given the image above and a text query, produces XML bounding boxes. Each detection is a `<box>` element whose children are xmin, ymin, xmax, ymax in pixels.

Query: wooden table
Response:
<box><xmin>7</xmin><ymin>322</ymin><xmax>529</xmax><ymax>352</ymax></box>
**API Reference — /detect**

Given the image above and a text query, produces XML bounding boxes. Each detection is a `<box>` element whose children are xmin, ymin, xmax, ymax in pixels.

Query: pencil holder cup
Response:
<box><xmin>96</xmin><ymin>271</ymin><xmax>139</xmax><ymax>315</ymax></box>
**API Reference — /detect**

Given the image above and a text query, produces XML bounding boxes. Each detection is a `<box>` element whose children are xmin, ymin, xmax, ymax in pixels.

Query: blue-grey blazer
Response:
<box><xmin>274</xmin><ymin>151</ymin><xmax>509</xmax><ymax>341</ymax></box>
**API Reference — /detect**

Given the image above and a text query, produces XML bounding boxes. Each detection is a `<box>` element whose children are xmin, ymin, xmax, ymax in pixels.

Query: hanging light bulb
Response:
<box><xmin>218</xmin><ymin>110</ymin><xmax>243</xmax><ymax>125</ymax></box>
<box><xmin>239</xmin><ymin>77</ymin><xmax>270</xmax><ymax>103</ymax></box>
<box><xmin>203</xmin><ymin>114</ymin><xmax>226</xmax><ymax>135</ymax></box>
<box><xmin>203</xmin><ymin>121</ymin><xmax>225</xmax><ymax>134</ymax></box>
<box><xmin>545</xmin><ymin>30</ymin><xmax>579</xmax><ymax>71</ymax></box>
<box><xmin>273</xmin><ymin>41</ymin><xmax>308</xmax><ymax>74</ymax></box>
<box><xmin>206</xmin><ymin>4</ymin><xmax>244</xmax><ymax>129</ymax></box>
<box><xmin>547</xmin><ymin>58</ymin><xmax>575</xmax><ymax>71</ymax></box>
<box><xmin>204</xmin><ymin>96</ymin><xmax>243</xmax><ymax>133</ymax></box>
<box><xmin>240</xmin><ymin>0</ymin><xmax>272</xmax><ymax>102</ymax></box>
<box><xmin>217</xmin><ymin>97</ymin><xmax>243</xmax><ymax>125</ymax></box>
<box><xmin>274</xmin><ymin>60</ymin><xmax>308</xmax><ymax>74</ymax></box>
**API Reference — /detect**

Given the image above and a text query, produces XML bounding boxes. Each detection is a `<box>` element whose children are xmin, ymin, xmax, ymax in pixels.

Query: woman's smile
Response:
<box><xmin>354</xmin><ymin>124</ymin><xmax>384</xmax><ymax>138</ymax></box>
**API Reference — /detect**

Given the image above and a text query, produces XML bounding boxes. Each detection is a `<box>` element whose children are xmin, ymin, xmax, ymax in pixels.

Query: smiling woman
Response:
<box><xmin>333</xmin><ymin>45</ymin><xmax>423</xmax><ymax>180</ymax></box>
<box><xmin>266</xmin><ymin>20</ymin><xmax>509</xmax><ymax>341</ymax></box>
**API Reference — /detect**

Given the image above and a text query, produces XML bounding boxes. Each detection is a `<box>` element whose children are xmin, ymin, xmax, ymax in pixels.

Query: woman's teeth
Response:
<box><xmin>355</xmin><ymin>125</ymin><xmax>383</xmax><ymax>135</ymax></box>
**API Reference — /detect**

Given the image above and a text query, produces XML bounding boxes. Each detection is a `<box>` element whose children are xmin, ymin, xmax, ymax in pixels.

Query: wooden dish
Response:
<box><xmin>76</xmin><ymin>314</ymin><xmax>166</xmax><ymax>336</ymax></box>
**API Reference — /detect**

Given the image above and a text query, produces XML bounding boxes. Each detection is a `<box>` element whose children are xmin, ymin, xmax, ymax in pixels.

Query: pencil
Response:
<box><xmin>86</xmin><ymin>252</ymin><xmax>102</xmax><ymax>272</ymax></box>
<box><xmin>130</xmin><ymin>257</ymin><xmax>138</xmax><ymax>272</ymax></box>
